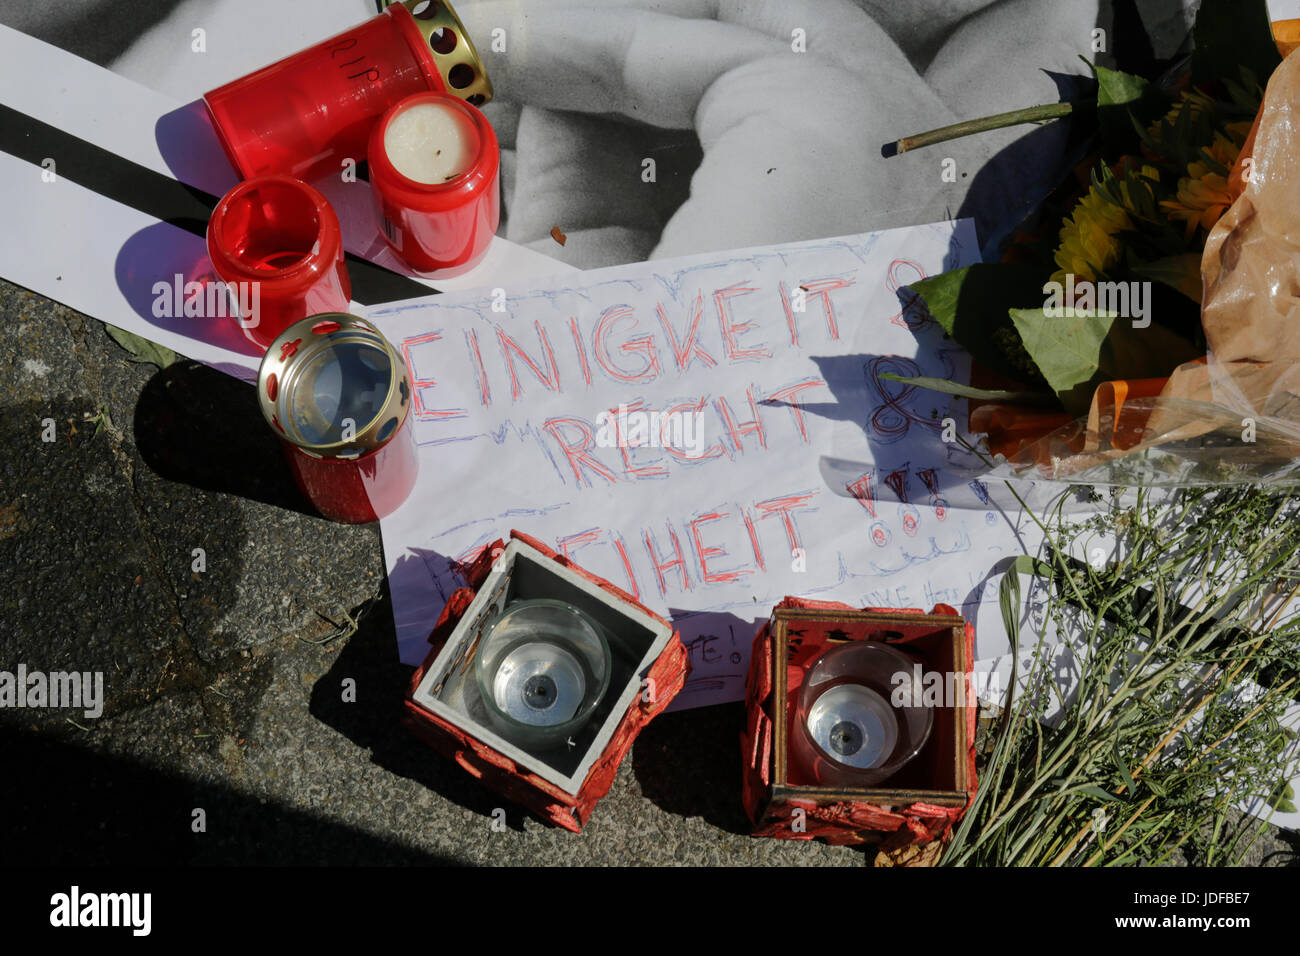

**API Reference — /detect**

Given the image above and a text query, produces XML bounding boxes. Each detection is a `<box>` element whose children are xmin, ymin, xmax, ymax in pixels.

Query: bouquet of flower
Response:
<box><xmin>889</xmin><ymin>0</ymin><xmax>1300</xmax><ymax>485</ymax></box>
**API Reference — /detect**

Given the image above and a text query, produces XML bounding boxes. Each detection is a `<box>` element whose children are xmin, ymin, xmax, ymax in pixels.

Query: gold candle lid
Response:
<box><xmin>258</xmin><ymin>313</ymin><xmax>412</xmax><ymax>460</ymax></box>
<box><xmin>387</xmin><ymin>0</ymin><xmax>494</xmax><ymax>107</ymax></box>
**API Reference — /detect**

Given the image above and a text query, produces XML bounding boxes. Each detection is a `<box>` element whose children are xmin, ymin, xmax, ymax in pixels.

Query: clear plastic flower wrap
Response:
<box><xmin>990</xmin><ymin>49</ymin><xmax>1300</xmax><ymax>487</ymax></box>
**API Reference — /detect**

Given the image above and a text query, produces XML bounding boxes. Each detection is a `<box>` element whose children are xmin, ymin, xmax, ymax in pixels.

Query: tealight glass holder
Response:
<box><xmin>475</xmin><ymin>599</ymin><xmax>612</xmax><ymax>751</ymax></box>
<box><xmin>792</xmin><ymin>639</ymin><xmax>934</xmax><ymax>787</ymax></box>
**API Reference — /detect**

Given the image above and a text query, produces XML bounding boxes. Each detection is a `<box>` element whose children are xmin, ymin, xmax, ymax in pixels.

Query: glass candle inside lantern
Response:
<box><xmin>367</xmin><ymin>91</ymin><xmax>500</xmax><ymax>275</ymax></box>
<box><xmin>475</xmin><ymin>599</ymin><xmax>612</xmax><ymax>750</ymax></box>
<box><xmin>805</xmin><ymin>683</ymin><xmax>898</xmax><ymax>770</ymax></box>
<box><xmin>792</xmin><ymin>639</ymin><xmax>934</xmax><ymax>787</ymax></box>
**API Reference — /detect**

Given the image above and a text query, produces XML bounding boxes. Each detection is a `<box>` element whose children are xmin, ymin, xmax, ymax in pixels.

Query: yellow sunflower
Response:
<box><xmin>1161</xmin><ymin>133</ymin><xmax>1241</xmax><ymax>239</ymax></box>
<box><xmin>1223</xmin><ymin>119</ymin><xmax>1255</xmax><ymax>148</ymax></box>
<box><xmin>1146</xmin><ymin>88</ymin><xmax>1216</xmax><ymax>139</ymax></box>
<box><xmin>1050</xmin><ymin>169</ymin><xmax>1155</xmax><ymax>285</ymax></box>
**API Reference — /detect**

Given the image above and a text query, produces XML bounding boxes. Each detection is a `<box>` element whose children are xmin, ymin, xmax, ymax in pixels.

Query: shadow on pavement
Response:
<box><xmin>630</xmin><ymin>700</ymin><xmax>751</xmax><ymax>836</ymax></box>
<box><xmin>308</xmin><ymin>581</ymin><xmax>537</xmax><ymax>833</ymax></box>
<box><xmin>0</xmin><ymin>722</ymin><xmax>458</xmax><ymax>865</ymax></box>
<box><xmin>134</xmin><ymin>360</ymin><xmax>320</xmax><ymax>519</ymax></box>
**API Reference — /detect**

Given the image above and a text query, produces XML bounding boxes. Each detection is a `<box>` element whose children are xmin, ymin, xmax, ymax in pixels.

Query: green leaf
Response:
<box><xmin>1093</xmin><ymin>63</ymin><xmax>1147</xmax><ymax>103</ymax></box>
<box><xmin>1132</xmin><ymin>254</ymin><xmax>1203</xmax><ymax>304</ymax></box>
<box><xmin>1008</xmin><ymin>307</ymin><xmax>1201</xmax><ymax>417</ymax></box>
<box><xmin>877</xmin><ymin>373</ymin><xmax>1055</xmax><ymax>407</ymax></box>
<box><xmin>1192</xmin><ymin>0</ymin><xmax>1281</xmax><ymax>88</ymax></box>
<box><xmin>1267</xmin><ymin>779</ymin><xmax>1297</xmax><ymax>811</ymax></box>
<box><xmin>998</xmin><ymin>555</ymin><xmax>1055</xmax><ymax>655</ymax></box>
<box><xmin>1000</xmin><ymin>565</ymin><xmax>1023</xmax><ymax>660</ymax></box>
<box><xmin>907</xmin><ymin>265</ymin><xmax>977</xmax><ymax>338</ymax></box>
<box><xmin>103</xmin><ymin>324</ymin><xmax>178</xmax><ymax>369</ymax></box>
<box><xmin>908</xmin><ymin>263</ymin><xmax>1053</xmax><ymax>384</ymax></box>
<box><xmin>1077</xmin><ymin>785</ymin><xmax>1122</xmax><ymax>803</ymax></box>
<box><xmin>1088</xmin><ymin>61</ymin><xmax>1167</xmax><ymax>153</ymax></box>
<box><xmin>1008</xmin><ymin>309</ymin><xmax>1114</xmax><ymax>415</ymax></box>
<box><xmin>1113</xmin><ymin>736</ymin><xmax>1138</xmax><ymax>795</ymax></box>
<box><xmin>1009</xmin><ymin>555</ymin><xmax>1054</xmax><ymax>577</ymax></box>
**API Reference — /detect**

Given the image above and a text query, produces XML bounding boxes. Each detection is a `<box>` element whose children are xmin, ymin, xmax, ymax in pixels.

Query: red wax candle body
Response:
<box><xmin>282</xmin><ymin>418</ymin><xmax>418</xmax><ymax>524</ymax></box>
<box><xmin>206</xmin><ymin>176</ymin><xmax>351</xmax><ymax>350</ymax></box>
<box><xmin>367</xmin><ymin>92</ymin><xmax>500</xmax><ymax>275</ymax></box>
<box><xmin>203</xmin><ymin>3</ymin><xmax>444</xmax><ymax>182</ymax></box>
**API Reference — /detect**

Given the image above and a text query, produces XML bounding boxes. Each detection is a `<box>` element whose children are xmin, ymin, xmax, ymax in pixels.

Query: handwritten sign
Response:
<box><xmin>372</xmin><ymin>222</ymin><xmax>1032</xmax><ymax>708</ymax></box>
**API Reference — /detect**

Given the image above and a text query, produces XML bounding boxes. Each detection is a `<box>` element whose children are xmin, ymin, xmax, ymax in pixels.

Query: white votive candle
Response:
<box><xmin>383</xmin><ymin>101</ymin><xmax>476</xmax><ymax>184</ymax></box>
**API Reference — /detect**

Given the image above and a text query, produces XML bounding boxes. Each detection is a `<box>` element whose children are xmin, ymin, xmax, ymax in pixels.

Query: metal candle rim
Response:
<box><xmin>385</xmin><ymin>0</ymin><xmax>494</xmax><ymax>107</ymax></box>
<box><xmin>257</xmin><ymin>312</ymin><xmax>411</xmax><ymax>460</ymax></box>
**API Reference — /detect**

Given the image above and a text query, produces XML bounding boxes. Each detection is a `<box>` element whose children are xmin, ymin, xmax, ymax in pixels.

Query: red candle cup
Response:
<box><xmin>258</xmin><ymin>313</ymin><xmax>418</xmax><ymax>524</ymax></box>
<box><xmin>203</xmin><ymin>1</ymin><xmax>493</xmax><ymax>182</ymax></box>
<box><xmin>367</xmin><ymin>91</ymin><xmax>500</xmax><ymax>275</ymax></box>
<box><xmin>207</xmin><ymin>176</ymin><xmax>352</xmax><ymax>350</ymax></box>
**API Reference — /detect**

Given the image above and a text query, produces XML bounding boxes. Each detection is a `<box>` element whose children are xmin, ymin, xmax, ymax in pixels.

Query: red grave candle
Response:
<box><xmin>367</xmin><ymin>91</ymin><xmax>500</xmax><ymax>275</ymax></box>
<box><xmin>203</xmin><ymin>1</ymin><xmax>493</xmax><ymax>183</ymax></box>
<box><xmin>258</xmin><ymin>313</ymin><xmax>418</xmax><ymax>524</ymax></box>
<box><xmin>206</xmin><ymin>175</ymin><xmax>352</xmax><ymax>350</ymax></box>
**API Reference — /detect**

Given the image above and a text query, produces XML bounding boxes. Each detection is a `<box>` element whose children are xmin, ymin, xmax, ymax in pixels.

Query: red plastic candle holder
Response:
<box><xmin>367</xmin><ymin>92</ymin><xmax>500</xmax><ymax>275</ymax></box>
<box><xmin>404</xmin><ymin>532</ymin><xmax>690</xmax><ymax>831</ymax></box>
<box><xmin>207</xmin><ymin>175</ymin><xmax>352</xmax><ymax>350</ymax></box>
<box><xmin>203</xmin><ymin>1</ymin><xmax>493</xmax><ymax>183</ymax></box>
<box><xmin>257</xmin><ymin>313</ymin><xmax>418</xmax><ymax>524</ymax></box>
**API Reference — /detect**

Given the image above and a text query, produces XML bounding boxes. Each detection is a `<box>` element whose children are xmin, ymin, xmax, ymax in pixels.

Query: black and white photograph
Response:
<box><xmin>1</xmin><ymin>0</ymin><xmax>1298</xmax><ymax>924</ymax></box>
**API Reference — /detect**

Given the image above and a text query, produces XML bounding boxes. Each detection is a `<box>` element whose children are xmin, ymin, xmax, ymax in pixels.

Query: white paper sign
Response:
<box><xmin>372</xmin><ymin>220</ymin><xmax>1041</xmax><ymax>707</ymax></box>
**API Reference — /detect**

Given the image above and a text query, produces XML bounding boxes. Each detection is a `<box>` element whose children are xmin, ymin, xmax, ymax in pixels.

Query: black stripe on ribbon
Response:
<box><xmin>0</xmin><ymin>101</ymin><xmax>435</xmax><ymax>305</ymax></box>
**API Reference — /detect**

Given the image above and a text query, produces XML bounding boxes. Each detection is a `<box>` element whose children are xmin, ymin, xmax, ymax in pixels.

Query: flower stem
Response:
<box><xmin>882</xmin><ymin>101</ymin><xmax>1082</xmax><ymax>157</ymax></box>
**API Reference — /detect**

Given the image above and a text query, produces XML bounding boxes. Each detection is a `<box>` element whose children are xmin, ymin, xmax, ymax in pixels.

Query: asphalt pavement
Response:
<box><xmin>0</xmin><ymin>281</ymin><xmax>873</xmax><ymax>864</ymax></box>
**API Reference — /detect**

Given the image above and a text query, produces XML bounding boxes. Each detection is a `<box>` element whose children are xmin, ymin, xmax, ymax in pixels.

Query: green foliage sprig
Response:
<box><xmin>944</xmin><ymin>483</ymin><xmax>1300</xmax><ymax>866</ymax></box>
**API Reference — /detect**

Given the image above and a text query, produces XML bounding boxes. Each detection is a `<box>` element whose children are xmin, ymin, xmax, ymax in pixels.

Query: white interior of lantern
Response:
<box><xmin>410</xmin><ymin>537</ymin><xmax>674</xmax><ymax>796</ymax></box>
